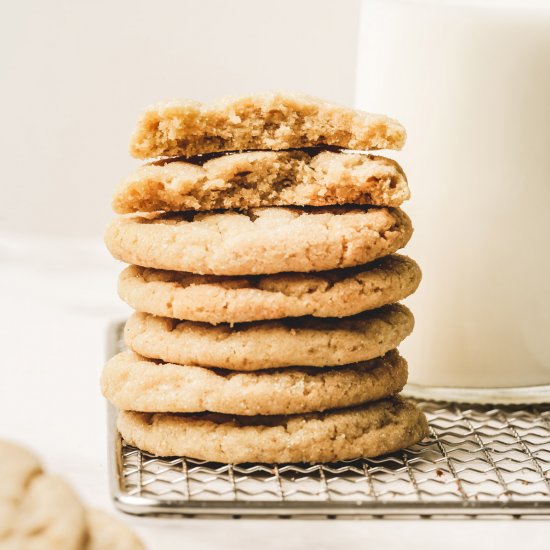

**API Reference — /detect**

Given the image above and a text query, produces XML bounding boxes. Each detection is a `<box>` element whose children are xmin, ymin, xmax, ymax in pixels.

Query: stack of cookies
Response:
<box><xmin>102</xmin><ymin>93</ymin><xmax>428</xmax><ymax>464</ymax></box>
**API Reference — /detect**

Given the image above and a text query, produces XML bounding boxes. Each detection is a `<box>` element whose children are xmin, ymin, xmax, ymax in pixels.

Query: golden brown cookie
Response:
<box><xmin>117</xmin><ymin>397</ymin><xmax>428</xmax><ymax>463</ymax></box>
<box><xmin>0</xmin><ymin>440</ymin><xmax>43</xmax><ymax>539</ymax></box>
<box><xmin>85</xmin><ymin>509</ymin><xmax>145</xmax><ymax>550</ymax></box>
<box><xmin>113</xmin><ymin>150</ymin><xmax>409</xmax><ymax>213</ymax></box>
<box><xmin>4</xmin><ymin>475</ymin><xmax>88</xmax><ymax>550</ymax></box>
<box><xmin>0</xmin><ymin>440</ymin><xmax>144</xmax><ymax>550</ymax></box>
<box><xmin>129</xmin><ymin>92</ymin><xmax>406</xmax><ymax>159</ymax></box>
<box><xmin>123</xmin><ymin>304</ymin><xmax>414</xmax><ymax>371</ymax></box>
<box><xmin>102</xmin><ymin>350</ymin><xmax>407</xmax><ymax>415</ymax></box>
<box><xmin>105</xmin><ymin>206</ymin><xmax>412</xmax><ymax>275</ymax></box>
<box><xmin>117</xmin><ymin>255</ymin><xmax>421</xmax><ymax>324</ymax></box>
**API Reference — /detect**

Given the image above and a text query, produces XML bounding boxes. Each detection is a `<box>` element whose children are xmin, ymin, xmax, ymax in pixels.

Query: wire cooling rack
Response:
<box><xmin>106</xmin><ymin>323</ymin><xmax>550</xmax><ymax>518</ymax></box>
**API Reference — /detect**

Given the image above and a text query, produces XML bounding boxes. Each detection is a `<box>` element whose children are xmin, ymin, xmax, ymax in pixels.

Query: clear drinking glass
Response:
<box><xmin>356</xmin><ymin>0</ymin><xmax>550</xmax><ymax>403</ymax></box>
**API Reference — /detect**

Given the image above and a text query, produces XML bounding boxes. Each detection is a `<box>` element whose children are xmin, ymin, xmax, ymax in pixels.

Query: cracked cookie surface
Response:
<box><xmin>0</xmin><ymin>441</ymin><xmax>43</xmax><ymax>539</ymax></box>
<box><xmin>105</xmin><ymin>206</ymin><xmax>412</xmax><ymax>275</ymax></box>
<box><xmin>0</xmin><ymin>440</ymin><xmax>145</xmax><ymax>550</ymax></box>
<box><xmin>129</xmin><ymin>92</ymin><xmax>406</xmax><ymax>159</ymax></box>
<box><xmin>1</xmin><ymin>473</ymin><xmax>88</xmax><ymax>550</ymax></box>
<box><xmin>118</xmin><ymin>255</ymin><xmax>421</xmax><ymax>323</ymax></box>
<box><xmin>102</xmin><ymin>350</ymin><xmax>407</xmax><ymax>415</ymax></box>
<box><xmin>123</xmin><ymin>304</ymin><xmax>414</xmax><ymax>370</ymax></box>
<box><xmin>117</xmin><ymin>396</ymin><xmax>428</xmax><ymax>463</ymax></box>
<box><xmin>113</xmin><ymin>149</ymin><xmax>409</xmax><ymax>213</ymax></box>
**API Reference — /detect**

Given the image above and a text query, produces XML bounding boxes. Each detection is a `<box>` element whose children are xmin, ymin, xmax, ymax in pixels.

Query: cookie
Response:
<box><xmin>118</xmin><ymin>255</ymin><xmax>421</xmax><ymax>324</ymax></box>
<box><xmin>105</xmin><ymin>206</ymin><xmax>412</xmax><ymax>275</ymax></box>
<box><xmin>129</xmin><ymin>92</ymin><xmax>406</xmax><ymax>159</ymax></box>
<box><xmin>117</xmin><ymin>396</ymin><xmax>428</xmax><ymax>463</ymax></box>
<box><xmin>0</xmin><ymin>440</ymin><xmax>144</xmax><ymax>550</ymax></box>
<box><xmin>86</xmin><ymin>509</ymin><xmax>145</xmax><ymax>550</ymax></box>
<box><xmin>124</xmin><ymin>304</ymin><xmax>414</xmax><ymax>371</ymax></box>
<box><xmin>0</xmin><ymin>440</ymin><xmax>43</xmax><ymax>538</ymax></box>
<box><xmin>102</xmin><ymin>349</ymin><xmax>407</xmax><ymax>415</ymax></box>
<box><xmin>113</xmin><ymin>149</ymin><xmax>409</xmax><ymax>213</ymax></box>
<box><xmin>4</xmin><ymin>474</ymin><xmax>87</xmax><ymax>550</ymax></box>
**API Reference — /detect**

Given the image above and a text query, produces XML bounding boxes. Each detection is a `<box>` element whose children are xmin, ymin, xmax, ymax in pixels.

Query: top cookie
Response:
<box><xmin>113</xmin><ymin>149</ymin><xmax>409</xmax><ymax>213</ymax></box>
<box><xmin>129</xmin><ymin>92</ymin><xmax>407</xmax><ymax>159</ymax></box>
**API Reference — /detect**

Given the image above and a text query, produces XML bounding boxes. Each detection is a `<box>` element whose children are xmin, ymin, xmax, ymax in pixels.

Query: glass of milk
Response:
<box><xmin>356</xmin><ymin>0</ymin><xmax>550</xmax><ymax>403</ymax></box>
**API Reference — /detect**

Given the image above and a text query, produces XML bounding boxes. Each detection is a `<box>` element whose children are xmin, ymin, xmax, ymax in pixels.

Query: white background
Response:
<box><xmin>1</xmin><ymin>1</ymin><xmax>549</xmax><ymax>548</ymax></box>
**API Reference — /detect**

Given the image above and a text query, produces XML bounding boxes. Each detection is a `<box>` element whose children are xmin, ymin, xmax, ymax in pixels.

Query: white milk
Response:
<box><xmin>356</xmin><ymin>0</ymin><xmax>550</xmax><ymax>394</ymax></box>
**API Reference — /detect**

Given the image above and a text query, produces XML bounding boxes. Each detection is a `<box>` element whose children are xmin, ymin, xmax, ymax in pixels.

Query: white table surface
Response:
<box><xmin>1</xmin><ymin>234</ymin><xmax>548</xmax><ymax>549</ymax></box>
